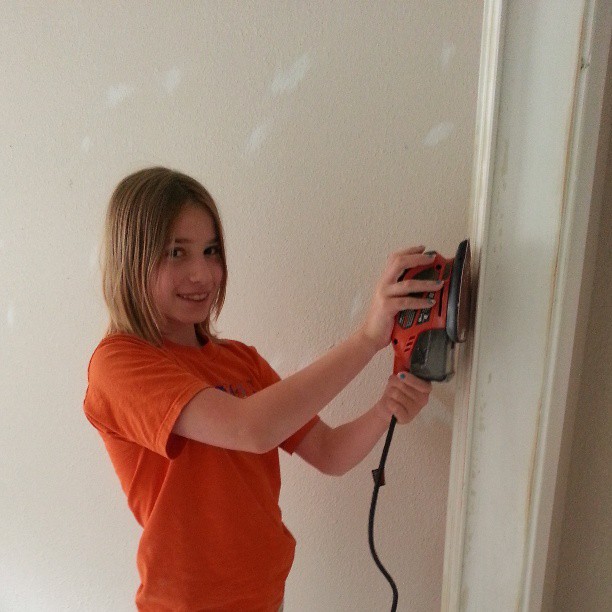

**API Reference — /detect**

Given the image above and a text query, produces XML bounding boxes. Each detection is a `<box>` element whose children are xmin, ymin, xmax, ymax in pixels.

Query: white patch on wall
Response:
<box><xmin>271</xmin><ymin>53</ymin><xmax>311</xmax><ymax>96</ymax></box>
<box><xmin>246</xmin><ymin>121</ymin><xmax>272</xmax><ymax>154</ymax></box>
<box><xmin>163</xmin><ymin>67</ymin><xmax>182</xmax><ymax>94</ymax></box>
<box><xmin>106</xmin><ymin>84</ymin><xmax>133</xmax><ymax>107</ymax></box>
<box><xmin>81</xmin><ymin>137</ymin><xmax>92</xmax><ymax>153</ymax></box>
<box><xmin>350</xmin><ymin>293</ymin><xmax>364</xmax><ymax>321</ymax></box>
<box><xmin>6</xmin><ymin>304</ymin><xmax>15</xmax><ymax>329</ymax></box>
<box><xmin>423</xmin><ymin>121</ymin><xmax>455</xmax><ymax>147</ymax></box>
<box><xmin>441</xmin><ymin>43</ymin><xmax>456</xmax><ymax>69</ymax></box>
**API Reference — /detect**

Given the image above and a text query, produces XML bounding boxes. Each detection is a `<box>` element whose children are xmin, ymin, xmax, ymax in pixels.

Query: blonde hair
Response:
<box><xmin>102</xmin><ymin>167</ymin><xmax>227</xmax><ymax>345</ymax></box>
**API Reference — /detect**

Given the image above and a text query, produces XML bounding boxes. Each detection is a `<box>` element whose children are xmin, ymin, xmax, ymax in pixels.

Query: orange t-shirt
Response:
<box><xmin>84</xmin><ymin>333</ymin><xmax>318</xmax><ymax>611</ymax></box>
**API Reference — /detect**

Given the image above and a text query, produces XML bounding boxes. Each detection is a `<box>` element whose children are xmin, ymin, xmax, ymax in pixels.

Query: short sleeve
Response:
<box><xmin>251</xmin><ymin>348</ymin><xmax>320</xmax><ymax>455</ymax></box>
<box><xmin>84</xmin><ymin>336</ymin><xmax>207</xmax><ymax>458</ymax></box>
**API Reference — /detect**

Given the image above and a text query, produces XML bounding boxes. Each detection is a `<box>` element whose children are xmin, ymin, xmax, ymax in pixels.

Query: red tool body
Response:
<box><xmin>391</xmin><ymin>240</ymin><xmax>471</xmax><ymax>381</ymax></box>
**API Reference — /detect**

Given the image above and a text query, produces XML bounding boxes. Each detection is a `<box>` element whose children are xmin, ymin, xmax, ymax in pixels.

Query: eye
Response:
<box><xmin>204</xmin><ymin>244</ymin><xmax>221</xmax><ymax>257</ymax></box>
<box><xmin>167</xmin><ymin>246</ymin><xmax>185</xmax><ymax>259</ymax></box>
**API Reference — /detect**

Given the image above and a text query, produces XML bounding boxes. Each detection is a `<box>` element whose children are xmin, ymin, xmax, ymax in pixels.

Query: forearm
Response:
<box><xmin>295</xmin><ymin>371</ymin><xmax>433</xmax><ymax>475</ymax></box>
<box><xmin>244</xmin><ymin>329</ymin><xmax>379</xmax><ymax>450</ymax></box>
<box><xmin>317</xmin><ymin>407</ymin><xmax>391</xmax><ymax>476</ymax></box>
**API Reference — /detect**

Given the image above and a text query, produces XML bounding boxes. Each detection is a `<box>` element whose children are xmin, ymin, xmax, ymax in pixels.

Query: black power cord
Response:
<box><xmin>368</xmin><ymin>415</ymin><xmax>399</xmax><ymax>612</ymax></box>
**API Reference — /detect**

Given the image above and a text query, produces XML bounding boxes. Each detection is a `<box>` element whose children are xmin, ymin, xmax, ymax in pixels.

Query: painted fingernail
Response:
<box><xmin>399</xmin><ymin>373</ymin><xmax>406</xmax><ymax>379</ymax></box>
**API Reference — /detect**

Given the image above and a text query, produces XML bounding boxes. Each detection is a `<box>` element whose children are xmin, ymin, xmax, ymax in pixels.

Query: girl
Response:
<box><xmin>84</xmin><ymin>167</ymin><xmax>437</xmax><ymax>611</ymax></box>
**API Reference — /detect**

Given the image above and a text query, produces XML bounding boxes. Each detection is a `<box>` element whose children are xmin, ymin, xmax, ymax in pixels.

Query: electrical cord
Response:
<box><xmin>368</xmin><ymin>415</ymin><xmax>399</xmax><ymax>612</ymax></box>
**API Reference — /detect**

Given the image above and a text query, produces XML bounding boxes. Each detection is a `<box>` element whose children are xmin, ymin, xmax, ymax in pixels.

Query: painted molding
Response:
<box><xmin>522</xmin><ymin>0</ymin><xmax>612</xmax><ymax>608</ymax></box>
<box><xmin>442</xmin><ymin>0</ymin><xmax>507</xmax><ymax>608</ymax></box>
<box><xmin>443</xmin><ymin>0</ymin><xmax>611</xmax><ymax>610</ymax></box>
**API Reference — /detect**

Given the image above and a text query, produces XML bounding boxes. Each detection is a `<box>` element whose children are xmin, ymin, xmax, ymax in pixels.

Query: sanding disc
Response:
<box><xmin>446</xmin><ymin>239</ymin><xmax>471</xmax><ymax>343</ymax></box>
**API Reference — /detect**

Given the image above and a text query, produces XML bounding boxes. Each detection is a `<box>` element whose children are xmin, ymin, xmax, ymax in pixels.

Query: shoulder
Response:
<box><xmin>226</xmin><ymin>339</ymin><xmax>281</xmax><ymax>387</ymax></box>
<box><xmin>92</xmin><ymin>332</ymin><xmax>155</xmax><ymax>354</ymax></box>
<box><xmin>87</xmin><ymin>333</ymin><xmax>164</xmax><ymax>381</ymax></box>
<box><xmin>220</xmin><ymin>338</ymin><xmax>274</xmax><ymax>364</ymax></box>
<box><xmin>213</xmin><ymin>339</ymin><xmax>279</xmax><ymax>384</ymax></box>
<box><xmin>215</xmin><ymin>338</ymin><xmax>259</xmax><ymax>359</ymax></box>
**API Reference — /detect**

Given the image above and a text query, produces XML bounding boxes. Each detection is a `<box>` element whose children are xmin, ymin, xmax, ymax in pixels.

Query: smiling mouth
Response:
<box><xmin>177</xmin><ymin>293</ymin><xmax>209</xmax><ymax>302</ymax></box>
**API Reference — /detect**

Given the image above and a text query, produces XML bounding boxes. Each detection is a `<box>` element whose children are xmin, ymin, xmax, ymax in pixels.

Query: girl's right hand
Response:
<box><xmin>358</xmin><ymin>246</ymin><xmax>442</xmax><ymax>351</ymax></box>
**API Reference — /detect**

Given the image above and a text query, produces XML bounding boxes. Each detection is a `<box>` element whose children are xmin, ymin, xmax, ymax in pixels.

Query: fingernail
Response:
<box><xmin>399</xmin><ymin>373</ymin><xmax>406</xmax><ymax>380</ymax></box>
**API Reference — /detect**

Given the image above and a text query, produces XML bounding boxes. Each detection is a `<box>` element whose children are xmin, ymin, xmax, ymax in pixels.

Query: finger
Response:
<box><xmin>384</xmin><ymin>378</ymin><xmax>424</xmax><ymax>406</ymax></box>
<box><xmin>389</xmin><ymin>278</ymin><xmax>444</xmax><ymax>296</ymax></box>
<box><xmin>388</xmin><ymin>295</ymin><xmax>436</xmax><ymax>312</ymax></box>
<box><xmin>381</xmin><ymin>248</ymin><xmax>434</xmax><ymax>283</ymax></box>
<box><xmin>387</xmin><ymin>395</ymin><xmax>425</xmax><ymax>424</ymax></box>
<box><xmin>389</xmin><ymin>390</ymin><xmax>429</xmax><ymax>422</ymax></box>
<box><xmin>384</xmin><ymin>253</ymin><xmax>435</xmax><ymax>283</ymax></box>
<box><xmin>396</xmin><ymin>372</ymin><xmax>433</xmax><ymax>394</ymax></box>
<box><xmin>392</xmin><ymin>245</ymin><xmax>426</xmax><ymax>257</ymax></box>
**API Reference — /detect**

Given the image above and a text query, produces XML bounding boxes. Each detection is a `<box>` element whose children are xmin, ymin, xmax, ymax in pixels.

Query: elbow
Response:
<box><xmin>323</xmin><ymin>464</ymin><xmax>351</xmax><ymax>477</ymax></box>
<box><xmin>232</xmin><ymin>427</ymin><xmax>274</xmax><ymax>455</ymax></box>
<box><xmin>250</xmin><ymin>439</ymin><xmax>277</xmax><ymax>455</ymax></box>
<box><xmin>311</xmin><ymin>456</ymin><xmax>352</xmax><ymax>477</ymax></box>
<box><xmin>246</xmin><ymin>423</ymin><xmax>282</xmax><ymax>455</ymax></box>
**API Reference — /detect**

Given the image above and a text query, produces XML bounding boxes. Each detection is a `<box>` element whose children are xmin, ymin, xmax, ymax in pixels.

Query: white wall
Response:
<box><xmin>0</xmin><ymin>3</ymin><xmax>482</xmax><ymax>610</ymax></box>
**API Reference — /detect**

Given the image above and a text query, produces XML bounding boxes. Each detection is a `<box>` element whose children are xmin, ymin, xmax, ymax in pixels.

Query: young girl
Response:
<box><xmin>84</xmin><ymin>167</ymin><xmax>437</xmax><ymax>611</ymax></box>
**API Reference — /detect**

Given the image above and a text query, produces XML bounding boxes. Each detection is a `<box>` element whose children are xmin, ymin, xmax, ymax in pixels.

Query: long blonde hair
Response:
<box><xmin>102</xmin><ymin>167</ymin><xmax>227</xmax><ymax>345</ymax></box>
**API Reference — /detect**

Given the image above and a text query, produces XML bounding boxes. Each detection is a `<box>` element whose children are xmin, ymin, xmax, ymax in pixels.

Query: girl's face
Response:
<box><xmin>151</xmin><ymin>203</ymin><xmax>224</xmax><ymax>346</ymax></box>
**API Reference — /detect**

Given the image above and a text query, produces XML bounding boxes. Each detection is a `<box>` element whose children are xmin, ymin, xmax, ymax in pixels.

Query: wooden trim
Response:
<box><xmin>442</xmin><ymin>1</ymin><xmax>507</xmax><ymax>608</ymax></box>
<box><xmin>442</xmin><ymin>0</ymin><xmax>611</xmax><ymax>609</ymax></box>
<box><xmin>522</xmin><ymin>1</ymin><xmax>611</xmax><ymax>608</ymax></box>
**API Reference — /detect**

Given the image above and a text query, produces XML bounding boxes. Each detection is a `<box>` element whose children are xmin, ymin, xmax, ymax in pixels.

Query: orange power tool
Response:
<box><xmin>391</xmin><ymin>239</ymin><xmax>471</xmax><ymax>381</ymax></box>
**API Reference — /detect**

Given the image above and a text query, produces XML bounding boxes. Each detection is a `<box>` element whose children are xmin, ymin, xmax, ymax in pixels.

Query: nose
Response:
<box><xmin>188</xmin><ymin>257</ymin><xmax>215</xmax><ymax>285</ymax></box>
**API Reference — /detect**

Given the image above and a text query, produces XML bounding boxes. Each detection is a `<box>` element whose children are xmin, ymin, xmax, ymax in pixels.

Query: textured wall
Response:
<box><xmin>0</xmin><ymin>2</ymin><xmax>481</xmax><ymax>610</ymax></box>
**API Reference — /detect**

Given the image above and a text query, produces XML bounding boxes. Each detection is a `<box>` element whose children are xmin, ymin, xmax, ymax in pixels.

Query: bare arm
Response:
<box><xmin>172</xmin><ymin>247</ymin><xmax>440</xmax><ymax>453</ymax></box>
<box><xmin>293</xmin><ymin>371</ymin><xmax>432</xmax><ymax>475</ymax></box>
<box><xmin>173</xmin><ymin>330</ymin><xmax>378</xmax><ymax>453</ymax></box>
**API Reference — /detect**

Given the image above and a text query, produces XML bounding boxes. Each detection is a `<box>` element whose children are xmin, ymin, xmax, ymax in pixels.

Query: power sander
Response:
<box><xmin>392</xmin><ymin>238</ymin><xmax>471</xmax><ymax>379</ymax></box>
<box><xmin>369</xmin><ymin>239</ymin><xmax>472</xmax><ymax>612</ymax></box>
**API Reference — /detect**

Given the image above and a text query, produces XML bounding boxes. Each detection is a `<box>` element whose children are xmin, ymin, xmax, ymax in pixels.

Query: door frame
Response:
<box><xmin>442</xmin><ymin>1</ymin><xmax>611</xmax><ymax>609</ymax></box>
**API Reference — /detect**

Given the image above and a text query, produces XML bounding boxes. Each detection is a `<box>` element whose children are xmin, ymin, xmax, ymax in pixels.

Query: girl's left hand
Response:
<box><xmin>374</xmin><ymin>371</ymin><xmax>432</xmax><ymax>424</ymax></box>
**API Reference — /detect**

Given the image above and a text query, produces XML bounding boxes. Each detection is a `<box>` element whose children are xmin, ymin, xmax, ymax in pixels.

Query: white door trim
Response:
<box><xmin>442</xmin><ymin>1</ymin><xmax>611</xmax><ymax>610</ymax></box>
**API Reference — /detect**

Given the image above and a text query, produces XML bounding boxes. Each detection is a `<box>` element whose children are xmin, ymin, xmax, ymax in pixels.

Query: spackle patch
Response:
<box><xmin>350</xmin><ymin>293</ymin><xmax>364</xmax><ymax>321</ymax></box>
<box><xmin>6</xmin><ymin>305</ymin><xmax>15</xmax><ymax>328</ymax></box>
<box><xmin>424</xmin><ymin>121</ymin><xmax>455</xmax><ymax>147</ymax></box>
<box><xmin>271</xmin><ymin>54</ymin><xmax>311</xmax><ymax>95</ymax></box>
<box><xmin>163</xmin><ymin>67</ymin><xmax>182</xmax><ymax>94</ymax></box>
<box><xmin>246</xmin><ymin>121</ymin><xmax>271</xmax><ymax>153</ymax></box>
<box><xmin>81</xmin><ymin>137</ymin><xmax>92</xmax><ymax>153</ymax></box>
<box><xmin>106</xmin><ymin>84</ymin><xmax>133</xmax><ymax>107</ymax></box>
<box><xmin>441</xmin><ymin>43</ymin><xmax>456</xmax><ymax>69</ymax></box>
